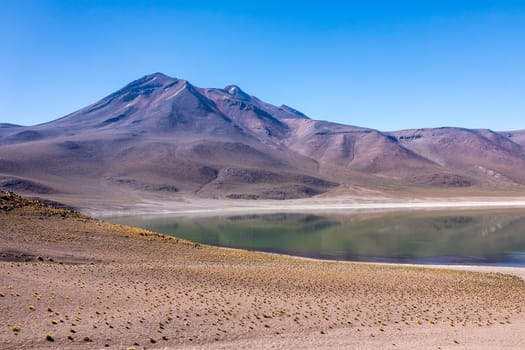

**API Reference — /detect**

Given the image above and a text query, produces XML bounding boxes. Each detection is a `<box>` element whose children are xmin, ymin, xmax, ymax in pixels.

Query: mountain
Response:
<box><xmin>390</xmin><ymin>128</ymin><xmax>525</xmax><ymax>186</ymax></box>
<box><xmin>1</xmin><ymin>72</ymin><xmax>524</xmax><ymax>206</ymax></box>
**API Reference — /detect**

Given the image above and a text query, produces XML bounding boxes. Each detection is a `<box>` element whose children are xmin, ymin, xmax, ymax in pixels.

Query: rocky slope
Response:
<box><xmin>0</xmin><ymin>73</ymin><xmax>524</xmax><ymax>203</ymax></box>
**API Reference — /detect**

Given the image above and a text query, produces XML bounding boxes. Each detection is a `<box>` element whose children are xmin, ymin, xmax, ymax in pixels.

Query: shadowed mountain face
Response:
<box><xmin>1</xmin><ymin>72</ymin><xmax>525</xmax><ymax>202</ymax></box>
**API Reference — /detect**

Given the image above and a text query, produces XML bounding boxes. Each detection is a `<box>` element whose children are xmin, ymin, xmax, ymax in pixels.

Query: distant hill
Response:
<box><xmin>1</xmin><ymin>72</ymin><xmax>524</xmax><ymax>204</ymax></box>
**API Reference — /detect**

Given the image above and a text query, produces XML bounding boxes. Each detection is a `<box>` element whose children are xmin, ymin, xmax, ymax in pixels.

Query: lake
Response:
<box><xmin>106</xmin><ymin>209</ymin><xmax>525</xmax><ymax>266</ymax></box>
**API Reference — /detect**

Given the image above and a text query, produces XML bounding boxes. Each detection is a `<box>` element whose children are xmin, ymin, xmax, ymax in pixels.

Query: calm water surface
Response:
<box><xmin>107</xmin><ymin>209</ymin><xmax>525</xmax><ymax>266</ymax></box>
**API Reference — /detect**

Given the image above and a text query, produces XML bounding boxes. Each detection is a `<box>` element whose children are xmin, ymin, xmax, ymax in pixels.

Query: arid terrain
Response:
<box><xmin>2</xmin><ymin>191</ymin><xmax>525</xmax><ymax>349</ymax></box>
<box><xmin>2</xmin><ymin>73</ymin><xmax>525</xmax><ymax>208</ymax></box>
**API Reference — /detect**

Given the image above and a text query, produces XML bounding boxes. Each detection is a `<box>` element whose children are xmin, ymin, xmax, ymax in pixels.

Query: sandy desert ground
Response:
<box><xmin>2</xmin><ymin>191</ymin><xmax>525</xmax><ymax>349</ymax></box>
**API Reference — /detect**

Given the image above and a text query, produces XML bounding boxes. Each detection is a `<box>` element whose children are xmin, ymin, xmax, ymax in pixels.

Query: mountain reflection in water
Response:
<box><xmin>107</xmin><ymin>209</ymin><xmax>525</xmax><ymax>266</ymax></box>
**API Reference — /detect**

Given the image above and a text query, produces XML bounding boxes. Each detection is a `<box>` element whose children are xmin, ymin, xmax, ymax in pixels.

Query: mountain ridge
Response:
<box><xmin>1</xmin><ymin>72</ymin><xmax>524</xmax><ymax>205</ymax></box>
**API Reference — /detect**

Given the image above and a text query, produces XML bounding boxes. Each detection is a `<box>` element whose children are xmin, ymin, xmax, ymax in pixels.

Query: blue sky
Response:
<box><xmin>1</xmin><ymin>0</ymin><xmax>524</xmax><ymax>131</ymax></box>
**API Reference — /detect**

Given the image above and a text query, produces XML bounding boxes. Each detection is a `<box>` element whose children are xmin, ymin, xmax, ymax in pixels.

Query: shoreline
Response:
<box><xmin>248</xmin><ymin>250</ymin><xmax>525</xmax><ymax>282</ymax></box>
<box><xmin>92</xmin><ymin>197</ymin><xmax>525</xmax><ymax>217</ymax></box>
<box><xmin>97</xmin><ymin>198</ymin><xmax>525</xmax><ymax>281</ymax></box>
<box><xmin>374</xmin><ymin>262</ymin><xmax>525</xmax><ymax>282</ymax></box>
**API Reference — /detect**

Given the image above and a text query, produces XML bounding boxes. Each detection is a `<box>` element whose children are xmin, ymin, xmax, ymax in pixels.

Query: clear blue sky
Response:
<box><xmin>1</xmin><ymin>0</ymin><xmax>524</xmax><ymax>131</ymax></box>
